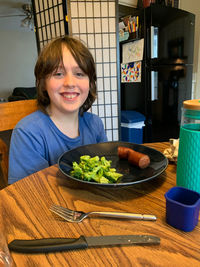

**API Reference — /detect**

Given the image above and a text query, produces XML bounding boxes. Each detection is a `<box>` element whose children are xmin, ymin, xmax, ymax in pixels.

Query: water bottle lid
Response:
<box><xmin>183</xmin><ymin>99</ymin><xmax>200</xmax><ymax>110</ymax></box>
<box><xmin>183</xmin><ymin>99</ymin><xmax>200</xmax><ymax>120</ymax></box>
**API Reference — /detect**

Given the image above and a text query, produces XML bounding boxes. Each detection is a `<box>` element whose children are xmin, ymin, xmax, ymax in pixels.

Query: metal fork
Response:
<box><xmin>50</xmin><ymin>204</ymin><xmax>156</xmax><ymax>223</ymax></box>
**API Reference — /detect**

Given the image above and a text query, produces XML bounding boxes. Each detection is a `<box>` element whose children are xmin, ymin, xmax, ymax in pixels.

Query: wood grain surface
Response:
<box><xmin>0</xmin><ymin>142</ymin><xmax>200</xmax><ymax>267</ymax></box>
<box><xmin>0</xmin><ymin>100</ymin><xmax>38</xmax><ymax>185</ymax></box>
<box><xmin>0</xmin><ymin>138</ymin><xmax>8</xmax><ymax>188</ymax></box>
<box><xmin>0</xmin><ymin>99</ymin><xmax>37</xmax><ymax>132</ymax></box>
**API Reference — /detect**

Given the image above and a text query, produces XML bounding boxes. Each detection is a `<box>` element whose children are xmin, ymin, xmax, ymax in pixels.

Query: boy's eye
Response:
<box><xmin>76</xmin><ymin>72</ymin><xmax>85</xmax><ymax>77</ymax></box>
<box><xmin>53</xmin><ymin>71</ymin><xmax>64</xmax><ymax>77</ymax></box>
<box><xmin>75</xmin><ymin>69</ymin><xmax>87</xmax><ymax>77</ymax></box>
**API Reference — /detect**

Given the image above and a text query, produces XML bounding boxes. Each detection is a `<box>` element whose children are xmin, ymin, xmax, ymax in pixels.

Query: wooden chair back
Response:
<box><xmin>0</xmin><ymin>99</ymin><xmax>38</xmax><ymax>188</ymax></box>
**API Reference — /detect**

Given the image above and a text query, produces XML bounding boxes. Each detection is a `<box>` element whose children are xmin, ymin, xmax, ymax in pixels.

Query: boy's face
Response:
<box><xmin>46</xmin><ymin>45</ymin><xmax>90</xmax><ymax>116</ymax></box>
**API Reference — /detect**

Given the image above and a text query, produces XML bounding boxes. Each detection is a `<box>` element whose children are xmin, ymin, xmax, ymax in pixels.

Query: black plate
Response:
<box><xmin>58</xmin><ymin>141</ymin><xmax>168</xmax><ymax>188</ymax></box>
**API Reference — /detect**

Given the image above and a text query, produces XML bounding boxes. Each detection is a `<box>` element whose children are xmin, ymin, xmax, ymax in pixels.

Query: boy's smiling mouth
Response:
<box><xmin>61</xmin><ymin>92</ymin><xmax>79</xmax><ymax>100</ymax></box>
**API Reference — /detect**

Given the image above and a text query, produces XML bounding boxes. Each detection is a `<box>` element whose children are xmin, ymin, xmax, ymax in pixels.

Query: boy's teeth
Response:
<box><xmin>63</xmin><ymin>93</ymin><xmax>76</xmax><ymax>99</ymax></box>
<box><xmin>66</xmin><ymin>95</ymin><xmax>74</xmax><ymax>99</ymax></box>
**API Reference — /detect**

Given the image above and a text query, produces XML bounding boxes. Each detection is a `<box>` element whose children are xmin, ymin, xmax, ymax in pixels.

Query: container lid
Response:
<box><xmin>183</xmin><ymin>99</ymin><xmax>200</xmax><ymax>110</ymax></box>
<box><xmin>121</xmin><ymin>110</ymin><xmax>145</xmax><ymax>123</ymax></box>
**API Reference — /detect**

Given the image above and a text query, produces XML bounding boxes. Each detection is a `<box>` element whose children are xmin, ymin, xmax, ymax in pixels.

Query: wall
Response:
<box><xmin>179</xmin><ymin>0</ymin><xmax>200</xmax><ymax>98</ymax></box>
<box><xmin>0</xmin><ymin>18</ymin><xmax>37</xmax><ymax>99</ymax></box>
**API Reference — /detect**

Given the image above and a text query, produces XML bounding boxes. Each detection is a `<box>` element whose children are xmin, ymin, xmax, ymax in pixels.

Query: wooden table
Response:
<box><xmin>0</xmin><ymin>137</ymin><xmax>8</xmax><ymax>189</ymax></box>
<box><xmin>0</xmin><ymin>142</ymin><xmax>200</xmax><ymax>266</ymax></box>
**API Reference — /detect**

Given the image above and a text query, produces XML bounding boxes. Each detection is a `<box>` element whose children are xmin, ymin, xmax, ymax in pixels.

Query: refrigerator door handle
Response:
<box><xmin>150</xmin><ymin>26</ymin><xmax>158</xmax><ymax>59</ymax></box>
<box><xmin>151</xmin><ymin>71</ymin><xmax>158</xmax><ymax>101</ymax></box>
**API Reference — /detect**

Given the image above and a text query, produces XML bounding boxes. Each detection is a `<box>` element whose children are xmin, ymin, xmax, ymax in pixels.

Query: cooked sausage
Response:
<box><xmin>118</xmin><ymin>146</ymin><xmax>129</xmax><ymax>159</ymax></box>
<box><xmin>127</xmin><ymin>149</ymin><xmax>150</xmax><ymax>169</ymax></box>
<box><xmin>118</xmin><ymin>146</ymin><xmax>150</xmax><ymax>169</ymax></box>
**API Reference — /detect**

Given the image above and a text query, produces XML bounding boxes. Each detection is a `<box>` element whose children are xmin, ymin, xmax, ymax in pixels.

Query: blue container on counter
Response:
<box><xmin>165</xmin><ymin>186</ymin><xmax>200</xmax><ymax>232</ymax></box>
<box><xmin>121</xmin><ymin>110</ymin><xmax>146</xmax><ymax>144</ymax></box>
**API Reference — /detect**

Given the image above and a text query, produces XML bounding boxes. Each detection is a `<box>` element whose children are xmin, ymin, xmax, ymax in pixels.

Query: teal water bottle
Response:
<box><xmin>177</xmin><ymin>99</ymin><xmax>200</xmax><ymax>193</ymax></box>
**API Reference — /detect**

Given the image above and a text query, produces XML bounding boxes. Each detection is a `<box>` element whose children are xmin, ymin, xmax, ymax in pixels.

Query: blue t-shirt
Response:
<box><xmin>8</xmin><ymin>110</ymin><xmax>107</xmax><ymax>184</ymax></box>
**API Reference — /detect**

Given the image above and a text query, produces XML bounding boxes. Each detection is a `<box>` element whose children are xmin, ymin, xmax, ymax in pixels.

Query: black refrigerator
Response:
<box><xmin>120</xmin><ymin>5</ymin><xmax>195</xmax><ymax>142</ymax></box>
<box><xmin>144</xmin><ymin>5</ymin><xmax>195</xmax><ymax>142</ymax></box>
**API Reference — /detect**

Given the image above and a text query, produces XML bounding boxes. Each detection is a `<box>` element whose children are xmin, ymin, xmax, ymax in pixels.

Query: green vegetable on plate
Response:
<box><xmin>70</xmin><ymin>155</ymin><xmax>123</xmax><ymax>184</ymax></box>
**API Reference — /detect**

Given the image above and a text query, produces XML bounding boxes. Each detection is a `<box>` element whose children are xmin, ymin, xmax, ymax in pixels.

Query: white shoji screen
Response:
<box><xmin>33</xmin><ymin>0</ymin><xmax>67</xmax><ymax>51</ymax></box>
<box><xmin>68</xmin><ymin>0</ymin><xmax>119</xmax><ymax>141</ymax></box>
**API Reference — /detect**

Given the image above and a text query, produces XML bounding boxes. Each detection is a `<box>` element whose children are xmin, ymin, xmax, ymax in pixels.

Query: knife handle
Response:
<box><xmin>8</xmin><ymin>236</ymin><xmax>88</xmax><ymax>253</ymax></box>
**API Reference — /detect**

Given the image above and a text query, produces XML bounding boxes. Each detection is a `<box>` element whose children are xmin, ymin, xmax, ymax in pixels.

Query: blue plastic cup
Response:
<box><xmin>164</xmin><ymin>186</ymin><xmax>200</xmax><ymax>232</ymax></box>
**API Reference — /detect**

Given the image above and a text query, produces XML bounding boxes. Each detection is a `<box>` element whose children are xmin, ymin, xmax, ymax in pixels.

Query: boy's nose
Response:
<box><xmin>63</xmin><ymin>73</ymin><xmax>75</xmax><ymax>86</ymax></box>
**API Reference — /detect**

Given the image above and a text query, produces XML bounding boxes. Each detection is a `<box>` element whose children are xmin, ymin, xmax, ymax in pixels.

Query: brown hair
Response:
<box><xmin>34</xmin><ymin>35</ymin><xmax>97</xmax><ymax>115</ymax></box>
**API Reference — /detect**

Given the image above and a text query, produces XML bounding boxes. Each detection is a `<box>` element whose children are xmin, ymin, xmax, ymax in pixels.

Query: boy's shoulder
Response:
<box><xmin>82</xmin><ymin>111</ymin><xmax>99</xmax><ymax>120</ymax></box>
<box><xmin>15</xmin><ymin>110</ymin><xmax>49</xmax><ymax>130</ymax></box>
<box><xmin>81</xmin><ymin>112</ymin><xmax>103</xmax><ymax>130</ymax></box>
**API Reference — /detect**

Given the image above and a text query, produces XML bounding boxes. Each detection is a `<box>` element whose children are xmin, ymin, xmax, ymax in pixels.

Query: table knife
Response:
<box><xmin>8</xmin><ymin>235</ymin><xmax>160</xmax><ymax>253</ymax></box>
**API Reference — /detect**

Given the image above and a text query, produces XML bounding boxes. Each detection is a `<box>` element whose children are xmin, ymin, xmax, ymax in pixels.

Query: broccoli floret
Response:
<box><xmin>70</xmin><ymin>155</ymin><xmax>122</xmax><ymax>184</ymax></box>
